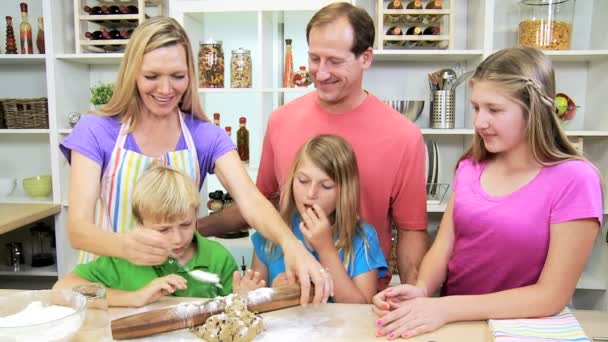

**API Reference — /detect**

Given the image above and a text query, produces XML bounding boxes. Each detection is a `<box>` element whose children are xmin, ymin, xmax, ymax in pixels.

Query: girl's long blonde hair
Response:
<box><xmin>97</xmin><ymin>16</ymin><xmax>207</xmax><ymax>131</ymax></box>
<box><xmin>267</xmin><ymin>135</ymin><xmax>368</xmax><ymax>270</ymax></box>
<box><xmin>460</xmin><ymin>47</ymin><xmax>583</xmax><ymax>166</ymax></box>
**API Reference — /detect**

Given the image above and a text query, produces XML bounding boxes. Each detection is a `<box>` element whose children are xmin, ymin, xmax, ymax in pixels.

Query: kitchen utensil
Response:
<box><xmin>72</xmin><ymin>283</ymin><xmax>112</xmax><ymax>341</ymax></box>
<box><xmin>0</xmin><ymin>290</ymin><xmax>87</xmax><ymax>341</ymax></box>
<box><xmin>440</xmin><ymin>69</ymin><xmax>456</xmax><ymax>90</ymax></box>
<box><xmin>22</xmin><ymin>175</ymin><xmax>52</xmax><ymax>197</ymax></box>
<box><xmin>451</xmin><ymin>70</ymin><xmax>473</xmax><ymax>90</ymax></box>
<box><xmin>383</xmin><ymin>100</ymin><xmax>425</xmax><ymax>123</ymax></box>
<box><xmin>188</xmin><ymin>269</ymin><xmax>223</xmax><ymax>289</ymax></box>
<box><xmin>111</xmin><ymin>283</ymin><xmax>313</xmax><ymax>340</ymax></box>
<box><xmin>30</xmin><ymin>223</ymin><xmax>55</xmax><ymax>267</ymax></box>
<box><xmin>0</xmin><ymin>177</ymin><xmax>16</xmax><ymax>197</ymax></box>
<box><xmin>5</xmin><ymin>242</ymin><xmax>23</xmax><ymax>272</ymax></box>
<box><xmin>430</xmin><ymin>90</ymin><xmax>455</xmax><ymax>128</ymax></box>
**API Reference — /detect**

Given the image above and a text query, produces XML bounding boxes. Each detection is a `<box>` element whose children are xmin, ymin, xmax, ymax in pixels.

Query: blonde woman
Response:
<box><xmin>373</xmin><ymin>47</ymin><xmax>604</xmax><ymax>339</ymax></box>
<box><xmin>60</xmin><ymin>16</ymin><xmax>332</xmax><ymax>304</ymax></box>
<box><xmin>251</xmin><ymin>135</ymin><xmax>388</xmax><ymax>303</ymax></box>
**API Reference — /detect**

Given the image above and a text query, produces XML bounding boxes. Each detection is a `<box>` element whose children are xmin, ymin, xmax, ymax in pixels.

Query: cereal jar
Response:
<box><xmin>518</xmin><ymin>0</ymin><xmax>575</xmax><ymax>50</ymax></box>
<box><xmin>198</xmin><ymin>39</ymin><xmax>224</xmax><ymax>88</ymax></box>
<box><xmin>230</xmin><ymin>47</ymin><xmax>252</xmax><ymax>88</ymax></box>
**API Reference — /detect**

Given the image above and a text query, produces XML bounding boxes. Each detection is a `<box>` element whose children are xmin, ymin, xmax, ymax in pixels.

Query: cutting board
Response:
<box><xmin>112</xmin><ymin>303</ymin><xmax>491</xmax><ymax>342</ymax></box>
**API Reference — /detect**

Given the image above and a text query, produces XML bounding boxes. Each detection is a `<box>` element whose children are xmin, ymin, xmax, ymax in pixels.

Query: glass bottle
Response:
<box><xmin>5</xmin><ymin>16</ymin><xmax>18</xmax><ymax>54</ymax></box>
<box><xmin>518</xmin><ymin>0</ymin><xmax>575</xmax><ymax>50</ymax></box>
<box><xmin>19</xmin><ymin>2</ymin><xmax>34</xmax><ymax>54</ymax></box>
<box><xmin>224</xmin><ymin>126</ymin><xmax>232</xmax><ymax>137</ymax></box>
<box><xmin>213</xmin><ymin>112</ymin><xmax>220</xmax><ymax>126</ymax></box>
<box><xmin>237</xmin><ymin>117</ymin><xmax>249</xmax><ymax>163</ymax></box>
<box><xmin>404</xmin><ymin>0</ymin><xmax>423</xmax><ymax>22</ymax></box>
<box><xmin>283</xmin><ymin>39</ymin><xmax>294</xmax><ymax>88</ymax></box>
<box><xmin>198</xmin><ymin>38</ymin><xmax>225</xmax><ymax>88</ymax></box>
<box><xmin>36</xmin><ymin>17</ymin><xmax>44</xmax><ymax>54</ymax></box>
<box><xmin>423</xmin><ymin>0</ymin><xmax>442</xmax><ymax>25</ymax></box>
<box><xmin>230</xmin><ymin>47</ymin><xmax>252</xmax><ymax>88</ymax></box>
<box><xmin>386</xmin><ymin>0</ymin><xmax>404</xmax><ymax>24</ymax></box>
<box><xmin>405</xmin><ymin>26</ymin><xmax>422</xmax><ymax>48</ymax></box>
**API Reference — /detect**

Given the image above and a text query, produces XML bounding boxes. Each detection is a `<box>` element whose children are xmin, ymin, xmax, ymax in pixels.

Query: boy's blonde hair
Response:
<box><xmin>132</xmin><ymin>165</ymin><xmax>200</xmax><ymax>225</ymax></box>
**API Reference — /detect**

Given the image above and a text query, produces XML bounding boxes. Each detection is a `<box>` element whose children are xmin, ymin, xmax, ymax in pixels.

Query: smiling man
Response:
<box><xmin>198</xmin><ymin>2</ymin><xmax>428</xmax><ymax>290</ymax></box>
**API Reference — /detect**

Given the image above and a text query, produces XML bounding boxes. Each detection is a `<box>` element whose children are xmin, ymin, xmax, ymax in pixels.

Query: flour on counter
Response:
<box><xmin>246</xmin><ymin>288</ymin><xmax>273</xmax><ymax>306</ymax></box>
<box><xmin>256</xmin><ymin>306</ymin><xmax>347</xmax><ymax>340</ymax></box>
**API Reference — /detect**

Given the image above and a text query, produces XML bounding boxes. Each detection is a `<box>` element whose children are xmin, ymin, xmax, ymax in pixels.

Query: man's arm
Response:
<box><xmin>197</xmin><ymin>204</ymin><xmax>248</xmax><ymax>237</ymax></box>
<box><xmin>396</xmin><ymin>229</ymin><xmax>428</xmax><ymax>285</ymax></box>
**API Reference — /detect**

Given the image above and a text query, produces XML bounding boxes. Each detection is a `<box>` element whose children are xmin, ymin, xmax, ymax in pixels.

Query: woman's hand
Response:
<box><xmin>372</xmin><ymin>284</ymin><xmax>427</xmax><ymax>315</ymax></box>
<box><xmin>299</xmin><ymin>204</ymin><xmax>334</xmax><ymax>252</ymax></box>
<box><xmin>133</xmin><ymin>274</ymin><xmax>187</xmax><ymax>307</ymax></box>
<box><xmin>374</xmin><ymin>297</ymin><xmax>449</xmax><ymax>340</ymax></box>
<box><xmin>282</xmin><ymin>238</ymin><xmax>334</xmax><ymax>305</ymax></box>
<box><xmin>232</xmin><ymin>269</ymin><xmax>266</xmax><ymax>293</ymax></box>
<box><xmin>122</xmin><ymin>228</ymin><xmax>172</xmax><ymax>265</ymax></box>
<box><xmin>271</xmin><ymin>272</ymin><xmax>290</xmax><ymax>288</ymax></box>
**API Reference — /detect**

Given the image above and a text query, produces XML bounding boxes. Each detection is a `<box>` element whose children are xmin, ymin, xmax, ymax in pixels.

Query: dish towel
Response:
<box><xmin>489</xmin><ymin>308</ymin><xmax>590</xmax><ymax>341</ymax></box>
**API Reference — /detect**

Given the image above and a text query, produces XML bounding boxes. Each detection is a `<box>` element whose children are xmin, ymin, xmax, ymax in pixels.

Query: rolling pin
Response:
<box><xmin>111</xmin><ymin>284</ymin><xmax>313</xmax><ymax>340</ymax></box>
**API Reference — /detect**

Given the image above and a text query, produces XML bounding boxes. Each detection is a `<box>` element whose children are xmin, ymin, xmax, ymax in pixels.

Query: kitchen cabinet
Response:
<box><xmin>0</xmin><ymin>0</ymin><xmax>606</xmax><ymax>310</ymax></box>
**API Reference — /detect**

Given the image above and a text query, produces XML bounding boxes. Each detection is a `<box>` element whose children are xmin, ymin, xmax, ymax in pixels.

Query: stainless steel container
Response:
<box><xmin>430</xmin><ymin>90</ymin><xmax>455</xmax><ymax>128</ymax></box>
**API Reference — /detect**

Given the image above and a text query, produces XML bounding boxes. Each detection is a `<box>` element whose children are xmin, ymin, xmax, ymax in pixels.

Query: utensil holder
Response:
<box><xmin>431</xmin><ymin>90</ymin><xmax>455</xmax><ymax>129</ymax></box>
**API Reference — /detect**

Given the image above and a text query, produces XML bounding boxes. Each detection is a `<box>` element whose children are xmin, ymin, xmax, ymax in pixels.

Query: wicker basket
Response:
<box><xmin>1</xmin><ymin>98</ymin><xmax>49</xmax><ymax>129</ymax></box>
<box><xmin>0</xmin><ymin>100</ymin><xmax>5</xmax><ymax>129</ymax></box>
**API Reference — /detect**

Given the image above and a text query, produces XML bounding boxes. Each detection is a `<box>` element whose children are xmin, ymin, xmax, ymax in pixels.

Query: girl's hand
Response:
<box><xmin>375</xmin><ymin>297</ymin><xmax>448</xmax><ymax>340</ymax></box>
<box><xmin>122</xmin><ymin>228</ymin><xmax>172</xmax><ymax>266</ymax></box>
<box><xmin>271</xmin><ymin>272</ymin><xmax>291</xmax><ymax>288</ymax></box>
<box><xmin>232</xmin><ymin>269</ymin><xmax>266</xmax><ymax>293</ymax></box>
<box><xmin>372</xmin><ymin>285</ymin><xmax>427</xmax><ymax>315</ymax></box>
<box><xmin>133</xmin><ymin>274</ymin><xmax>187</xmax><ymax>307</ymax></box>
<box><xmin>299</xmin><ymin>204</ymin><xmax>334</xmax><ymax>252</ymax></box>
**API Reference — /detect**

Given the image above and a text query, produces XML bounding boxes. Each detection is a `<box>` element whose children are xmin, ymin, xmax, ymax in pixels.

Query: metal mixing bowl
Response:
<box><xmin>383</xmin><ymin>100</ymin><xmax>425</xmax><ymax>123</ymax></box>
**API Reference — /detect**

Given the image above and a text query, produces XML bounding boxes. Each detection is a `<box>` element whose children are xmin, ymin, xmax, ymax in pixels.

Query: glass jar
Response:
<box><xmin>518</xmin><ymin>0</ymin><xmax>575</xmax><ymax>50</ymax></box>
<box><xmin>198</xmin><ymin>39</ymin><xmax>224</xmax><ymax>88</ymax></box>
<box><xmin>230</xmin><ymin>47</ymin><xmax>252</xmax><ymax>88</ymax></box>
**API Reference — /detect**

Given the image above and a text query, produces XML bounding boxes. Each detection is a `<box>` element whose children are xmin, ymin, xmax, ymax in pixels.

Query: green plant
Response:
<box><xmin>90</xmin><ymin>82</ymin><xmax>115</xmax><ymax>105</ymax></box>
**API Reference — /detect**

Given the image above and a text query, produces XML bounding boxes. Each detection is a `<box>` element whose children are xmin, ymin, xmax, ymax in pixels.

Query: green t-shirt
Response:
<box><xmin>73</xmin><ymin>232</ymin><xmax>237</xmax><ymax>297</ymax></box>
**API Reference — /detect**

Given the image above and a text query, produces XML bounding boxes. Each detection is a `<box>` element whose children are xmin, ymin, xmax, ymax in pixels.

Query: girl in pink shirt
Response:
<box><xmin>373</xmin><ymin>47</ymin><xmax>603</xmax><ymax>339</ymax></box>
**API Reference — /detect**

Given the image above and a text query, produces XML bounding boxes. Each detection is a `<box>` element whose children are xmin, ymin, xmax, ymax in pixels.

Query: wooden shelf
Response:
<box><xmin>0</xmin><ymin>203</ymin><xmax>60</xmax><ymax>235</ymax></box>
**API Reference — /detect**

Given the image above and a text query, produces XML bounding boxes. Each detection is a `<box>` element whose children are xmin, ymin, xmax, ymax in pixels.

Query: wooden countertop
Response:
<box><xmin>3</xmin><ymin>290</ymin><xmax>605</xmax><ymax>341</ymax></box>
<box><xmin>0</xmin><ymin>203</ymin><xmax>61</xmax><ymax>235</ymax></box>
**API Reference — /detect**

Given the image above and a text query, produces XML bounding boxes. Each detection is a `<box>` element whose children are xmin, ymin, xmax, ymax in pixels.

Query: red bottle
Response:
<box><xmin>19</xmin><ymin>3</ymin><xmax>34</xmax><ymax>54</ymax></box>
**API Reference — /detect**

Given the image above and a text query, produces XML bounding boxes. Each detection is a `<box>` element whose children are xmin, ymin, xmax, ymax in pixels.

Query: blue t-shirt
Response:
<box><xmin>251</xmin><ymin>214</ymin><xmax>388</xmax><ymax>286</ymax></box>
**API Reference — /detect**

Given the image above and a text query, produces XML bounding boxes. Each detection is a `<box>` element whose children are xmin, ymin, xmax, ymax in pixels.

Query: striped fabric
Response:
<box><xmin>489</xmin><ymin>308</ymin><xmax>590</xmax><ymax>342</ymax></box>
<box><xmin>78</xmin><ymin>112</ymin><xmax>200</xmax><ymax>264</ymax></box>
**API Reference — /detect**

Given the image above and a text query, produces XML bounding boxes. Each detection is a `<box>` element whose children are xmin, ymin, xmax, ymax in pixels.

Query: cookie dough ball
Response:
<box><xmin>193</xmin><ymin>294</ymin><xmax>263</xmax><ymax>342</ymax></box>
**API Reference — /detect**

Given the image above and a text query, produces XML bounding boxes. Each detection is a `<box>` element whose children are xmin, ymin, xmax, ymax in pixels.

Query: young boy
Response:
<box><xmin>54</xmin><ymin>165</ymin><xmax>258</xmax><ymax>307</ymax></box>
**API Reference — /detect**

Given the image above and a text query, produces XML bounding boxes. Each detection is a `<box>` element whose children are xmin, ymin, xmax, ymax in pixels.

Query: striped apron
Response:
<box><xmin>78</xmin><ymin>112</ymin><xmax>200</xmax><ymax>263</ymax></box>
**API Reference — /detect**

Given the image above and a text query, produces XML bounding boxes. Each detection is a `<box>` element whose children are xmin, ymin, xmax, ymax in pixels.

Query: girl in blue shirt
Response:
<box><xmin>251</xmin><ymin>134</ymin><xmax>388</xmax><ymax>303</ymax></box>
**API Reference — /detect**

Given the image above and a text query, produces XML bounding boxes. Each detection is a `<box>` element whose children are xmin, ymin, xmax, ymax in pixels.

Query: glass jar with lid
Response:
<box><xmin>230</xmin><ymin>47</ymin><xmax>252</xmax><ymax>88</ymax></box>
<box><xmin>198</xmin><ymin>38</ymin><xmax>224</xmax><ymax>88</ymax></box>
<box><xmin>518</xmin><ymin>0</ymin><xmax>575</xmax><ymax>50</ymax></box>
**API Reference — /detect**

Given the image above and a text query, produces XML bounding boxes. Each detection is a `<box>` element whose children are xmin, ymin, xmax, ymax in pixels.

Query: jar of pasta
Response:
<box><xmin>518</xmin><ymin>0</ymin><xmax>575</xmax><ymax>50</ymax></box>
<box><xmin>230</xmin><ymin>47</ymin><xmax>252</xmax><ymax>88</ymax></box>
<box><xmin>198</xmin><ymin>39</ymin><xmax>224</xmax><ymax>88</ymax></box>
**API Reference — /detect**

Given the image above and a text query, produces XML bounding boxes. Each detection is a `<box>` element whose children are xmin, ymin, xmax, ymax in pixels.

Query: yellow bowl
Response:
<box><xmin>22</xmin><ymin>175</ymin><xmax>52</xmax><ymax>197</ymax></box>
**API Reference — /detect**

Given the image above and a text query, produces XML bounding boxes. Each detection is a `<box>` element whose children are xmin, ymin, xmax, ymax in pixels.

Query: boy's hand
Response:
<box><xmin>133</xmin><ymin>274</ymin><xmax>187</xmax><ymax>307</ymax></box>
<box><xmin>232</xmin><ymin>269</ymin><xmax>266</xmax><ymax>294</ymax></box>
<box><xmin>299</xmin><ymin>204</ymin><xmax>334</xmax><ymax>252</ymax></box>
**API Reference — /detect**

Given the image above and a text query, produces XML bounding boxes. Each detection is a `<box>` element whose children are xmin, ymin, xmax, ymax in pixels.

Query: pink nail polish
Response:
<box><xmin>388</xmin><ymin>333</ymin><xmax>394</xmax><ymax>339</ymax></box>
<box><xmin>376</xmin><ymin>330</ymin><xmax>382</xmax><ymax>336</ymax></box>
<box><xmin>376</xmin><ymin>320</ymin><xmax>382</xmax><ymax>326</ymax></box>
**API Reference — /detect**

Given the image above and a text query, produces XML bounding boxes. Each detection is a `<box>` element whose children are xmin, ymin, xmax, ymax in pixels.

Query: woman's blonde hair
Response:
<box><xmin>267</xmin><ymin>134</ymin><xmax>369</xmax><ymax>270</ymax></box>
<box><xmin>132</xmin><ymin>164</ymin><xmax>200</xmax><ymax>225</ymax></box>
<box><xmin>460</xmin><ymin>47</ymin><xmax>583</xmax><ymax>166</ymax></box>
<box><xmin>98</xmin><ymin>16</ymin><xmax>207</xmax><ymax>130</ymax></box>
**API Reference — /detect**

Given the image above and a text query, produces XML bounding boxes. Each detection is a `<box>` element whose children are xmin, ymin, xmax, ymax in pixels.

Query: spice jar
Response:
<box><xmin>230</xmin><ymin>47</ymin><xmax>252</xmax><ymax>88</ymax></box>
<box><xmin>198</xmin><ymin>38</ymin><xmax>224</xmax><ymax>88</ymax></box>
<box><xmin>293</xmin><ymin>66</ymin><xmax>311</xmax><ymax>87</ymax></box>
<box><xmin>518</xmin><ymin>0</ymin><xmax>575</xmax><ymax>50</ymax></box>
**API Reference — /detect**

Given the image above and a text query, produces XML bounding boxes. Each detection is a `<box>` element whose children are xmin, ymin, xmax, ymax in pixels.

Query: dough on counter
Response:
<box><xmin>192</xmin><ymin>294</ymin><xmax>263</xmax><ymax>342</ymax></box>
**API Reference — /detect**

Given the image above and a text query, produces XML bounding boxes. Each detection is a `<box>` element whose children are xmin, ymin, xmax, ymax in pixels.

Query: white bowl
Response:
<box><xmin>0</xmin><ymin>177</ymin><xmax>16</xmax><ymax>197</ymax></box>
<box><xmin>0</xmin><ymin>290</ymin><xmax>87</xmax><ymax>342</ymax></box>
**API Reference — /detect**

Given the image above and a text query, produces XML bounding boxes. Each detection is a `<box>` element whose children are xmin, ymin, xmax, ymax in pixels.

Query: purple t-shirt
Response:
<box><xmin>444</xmin><ymin>158</ymin><xmax>603</xmax><ymax>296</ymax></box>
<box><xmin>60</xmin><ymin>114</ymin><xmax>236</xmax><ymax>188</ymax></box>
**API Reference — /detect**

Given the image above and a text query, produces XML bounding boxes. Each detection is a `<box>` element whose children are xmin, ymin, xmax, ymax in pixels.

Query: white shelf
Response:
<box><xmin>198</xmin><ymin>88</ymin><xmax>260</xmax><ymax>94</ymax></box>
<box><xmin>0</xmin><ymin>55</ymin><xmax>46</xmax><ymax>65</ymax></box>
<box><xmin>58</xmin><ymin>129</ymin><xmax>73</xmax><ymax>134</ymax></box>
<box><xmin>0</xmin><ymin>129</ymin><xmax>50</xmax><ymax>134</ymax></box>
<box><xmin>529</xmin><ymin>50</ymin><xmax>608</xmax><ymax>62</ymax></box>
<box><xmin>373</xmin><ymin>50</ymin><xmax>483</xmax><ymax>62</ymax></box>
<box><xmin>427</xmin><ymin>203</ymin><xmax>447</xmax><ymax>212</ymax></box>
<box><xmin>0</xmin><ymin>264</ymin><xmax>58</xmax><ymax>277</ymax></box>
<box><xmin>261</xmin><ymin>88</ymin><xmax>314</xmax><ymax>93</ymax></box>
<box><xmin>421</xmin><ymin>128</ymin><xmax>474</xmax><ymax>135</ymax></box>
<box><xmin>78</xmin><ymin>14</ymin><xmax>139</xmax><ymax>21</ymax></box>
<box><xmin>564</xmin><ymin>130</ymin><xmax>608</xmax><ymax>137</ymax></box>
<box><xmin>56</xmin><ymin>53</ymin><xmax>123</xmax><ymax>65</ymax></box>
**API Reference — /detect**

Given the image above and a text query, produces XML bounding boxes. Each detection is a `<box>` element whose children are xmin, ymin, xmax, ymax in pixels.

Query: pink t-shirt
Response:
<box><xmin>257</xmin><ymin>92</ymin><xmax>428</xmax><ymax>288</ymax></box>
<box><xmin>445</xmin><ymin>158</ymin><xmax>603</xmax><ymax>296</ymax></box>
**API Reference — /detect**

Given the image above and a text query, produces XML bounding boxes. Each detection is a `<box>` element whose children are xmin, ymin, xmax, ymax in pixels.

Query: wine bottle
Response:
<box><xmin>100</xmin><ymin>5</ymin><xmax>111</xmax><ymax>15</ymax></box>
<box><xmin>404</xmin><ymin>26</ymin><xmax>422</xmax><ymax>48</ymax></box>
<box><xmin>386</xmin><ymin>0</ymin><xmax>404</xmax><ymax>23</ymax></box>
<box><xmin>237</xmin><ymin>117</ymin><xmax>249</xmax><ymax>163</ymax></box>
<box><xmin>83</xmin><ymin>6</ymin><xmax>103</xmax><ymax>15</ymax></box>
<box><xmin>84</xmin><ymin>31</ymin><xmax>106</xmax><ymax>40</ymax></box>
<box><xmin>119</xmin><ymin>5</ymin><xmax>138</xmax><ymax>14</ymax></box>
<box><xmin>404</xmin><ymin>0</ymin><xmax>422</xmax><ymax>22</ymax></box>
<box><xmin>108</xmin><ymin>5</ymin><xmax>121</xmax><ymax>15</ymax></box>
<box><xmin>423</xmin><ymin>0</ymin><xmax>443</xmax><ymax>24</ymax></box>
<box><xmin>19</xmin><ymin>2</ymin><xmax>34</xmax><ymax>54</ymax></box>
<box><xmin>422</xmin><ymin>26</ymin><xmax>440</xmax><ymax>35</ymax></box>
